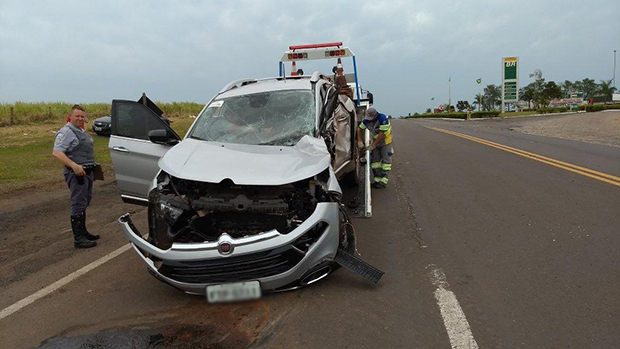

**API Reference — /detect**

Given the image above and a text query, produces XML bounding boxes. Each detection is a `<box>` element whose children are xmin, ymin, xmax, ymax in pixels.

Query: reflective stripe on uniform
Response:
<box><xmin>359</xmin><ymin>123</ymin><xmax>367</xmax><ymax>130</ymax></box>
<box><xmin>379</xmin><ymin>124</ymin><xmax>391</xmax><ymax>132</ymax></box>
<box><xmin>380</xmin><ymin>177</ymin><xmax>389</xmax><ymax>184</ymax></box>
<box><xmin>371</xmin><ymin>162</ymin><xmax>382</xmax><ymax>169</ymax></box>
<box><xmin>374</xmin><ymin>177</ymin><xmax>383</xmax><ymax>183</ymax></box>
<box><xmin>382</xmin><ymin>163</ymin><xmax>392</xmax><ymax>171</ymax></box>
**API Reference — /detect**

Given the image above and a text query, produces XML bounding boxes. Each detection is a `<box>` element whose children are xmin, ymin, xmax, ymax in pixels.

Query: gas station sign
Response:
<box><xmin>502</xmin><ymin>57</ymin><xmax>519</xmax><ymax>112</ymax></box>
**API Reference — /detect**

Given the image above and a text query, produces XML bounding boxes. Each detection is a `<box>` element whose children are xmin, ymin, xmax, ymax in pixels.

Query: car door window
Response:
<box><xmin>112</xmin><ymin>101</ymin><xmax>178</xmax><ymax>140</ymax></box>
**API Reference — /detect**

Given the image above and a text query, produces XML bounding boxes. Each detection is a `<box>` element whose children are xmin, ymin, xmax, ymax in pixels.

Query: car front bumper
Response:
<box><xmin>118</xmin><ymin>202</ymin><xmax>340</xmax><ymax>295</ymax></box>
<box><xmin>92</xmin><ymin>124</ymin><xmax>111</xmax><ymax>134</ymax></box>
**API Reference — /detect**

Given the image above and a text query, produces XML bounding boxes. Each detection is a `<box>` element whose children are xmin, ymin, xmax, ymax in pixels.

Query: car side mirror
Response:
<box><xmin>367</xmin><ymin>92</ymin><xmax>374</xmax><ymax>105</ymax></box>
<box><xmin>149</xmin><ymin>129</ymin><xmax>173</xmax><ymax>145</ymax></box>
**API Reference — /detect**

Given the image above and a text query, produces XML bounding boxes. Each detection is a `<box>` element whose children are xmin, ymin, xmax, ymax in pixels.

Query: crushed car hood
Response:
<box><xmin>159</xmin><ymin>136</ymin><xmax>331</xmax><ymax>185</ymax></box>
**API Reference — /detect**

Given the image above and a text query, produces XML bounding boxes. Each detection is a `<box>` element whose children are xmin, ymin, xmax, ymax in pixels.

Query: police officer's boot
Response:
<box><xmin>82</xmin><ymin>211</ymin><xmax>100</xmax><ymax>241</ymax></box>
<box><xmin>71</xmin><ymin>214</ymin><xmax>97</xmax><ymax>248</ymax></box>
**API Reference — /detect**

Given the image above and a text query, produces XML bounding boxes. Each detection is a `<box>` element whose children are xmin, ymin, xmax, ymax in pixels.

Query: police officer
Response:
<box><xmin>357</xmin><ymin>107</ymin><xmax>394</xmax><ymax>189</ymax></box>
<box><xmin>52</xmin><ymin>105</ymin><xmax>99</xmax><ymax>248</ymax></box>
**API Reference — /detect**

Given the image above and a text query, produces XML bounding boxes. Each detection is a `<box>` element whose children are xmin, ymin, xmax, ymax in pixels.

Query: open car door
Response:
<box><xmin>109</xmin><ymin>97</ymin><xmax>180</xmax><ymax>205</ymax></box>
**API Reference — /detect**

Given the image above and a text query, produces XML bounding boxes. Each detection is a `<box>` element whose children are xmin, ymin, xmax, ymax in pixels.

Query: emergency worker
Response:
<box><xmin>52</xmin><ymin>105</ymin><xmax>99</xmax><ymax>248</ymax></box>
<box><xmin>357</xmin><ymin>107</ymin><xmax>393</xmax><ymax>188</ymax></box>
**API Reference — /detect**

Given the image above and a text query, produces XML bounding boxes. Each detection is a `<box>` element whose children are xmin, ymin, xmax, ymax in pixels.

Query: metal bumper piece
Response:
<box><xmin>118</xmin><ymin>202</ymin><xmax>340</xmax><ymax>294</ymax></box>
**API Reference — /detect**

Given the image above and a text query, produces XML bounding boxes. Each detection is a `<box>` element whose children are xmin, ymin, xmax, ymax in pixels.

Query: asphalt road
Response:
<box><xmin>1</xmin><ymin>115</ymin><xmax>618</xmax><ymax>348</ymax></box>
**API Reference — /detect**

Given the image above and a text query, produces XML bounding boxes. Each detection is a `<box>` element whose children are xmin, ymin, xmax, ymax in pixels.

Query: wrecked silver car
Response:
<box><xmin>109</xmin><ymin>73</ymin><xmax>381</xmax><ymax>302</ymax></box>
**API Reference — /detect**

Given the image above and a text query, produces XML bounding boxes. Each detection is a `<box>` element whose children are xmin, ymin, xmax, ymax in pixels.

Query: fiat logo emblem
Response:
<box><xmin>218</xmin><ymin>241</ymin><xmax>233</xmax><ymax>255</ymax></box>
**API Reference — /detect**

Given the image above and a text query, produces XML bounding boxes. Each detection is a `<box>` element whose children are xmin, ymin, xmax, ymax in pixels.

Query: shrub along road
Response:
<box><xmin>0</xmin><ymin>112</ymin><xmax>618</xmax><ymax>348</ymax></box>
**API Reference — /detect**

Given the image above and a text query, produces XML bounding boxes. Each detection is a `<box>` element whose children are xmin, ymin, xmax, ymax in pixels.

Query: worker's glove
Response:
<box><xmin>357</xmin><ymin>141</ymin><xmax>364</xmax><ymax>149</ymax></box>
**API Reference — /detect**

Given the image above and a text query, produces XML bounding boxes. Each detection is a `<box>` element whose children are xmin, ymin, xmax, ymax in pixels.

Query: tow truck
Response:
<box><xmin>279</xmin><ymin>42</ymin><xmax>373</xmax><ymax>219</ymax></box>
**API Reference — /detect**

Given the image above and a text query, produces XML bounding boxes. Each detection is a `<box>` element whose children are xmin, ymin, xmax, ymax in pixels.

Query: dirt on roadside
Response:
<box><xmin>0</xmin><ymin>177</ymin><xmax>143</xmax><ymax>290</ymax></box>
<box><xmin>509</xmin><ymin>111</ymin><xmax>620</xmax><ymax>148</ymax></box>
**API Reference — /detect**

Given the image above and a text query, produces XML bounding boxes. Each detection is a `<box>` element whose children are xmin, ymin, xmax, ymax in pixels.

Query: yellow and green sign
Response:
<box><xmin>502</xmin><ymin>57</ymin><xmax>519</xmax><ymax>110</ymax></box>
<box><xmin>504</xmin><ymin>57</ymin><xmax>517</xmax><ymax>80</ymax></box>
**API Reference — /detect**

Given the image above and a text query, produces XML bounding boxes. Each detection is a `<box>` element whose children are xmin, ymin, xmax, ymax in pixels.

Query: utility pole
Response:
<box><xmin>448</xmin><ymin>77</ymin><xmax>451</xmax><ymax>112</ymax></box>
<box><xmin>614</xmin><ymin>50</ymin><xmax>617</xmax><ymax>89</ymax></box>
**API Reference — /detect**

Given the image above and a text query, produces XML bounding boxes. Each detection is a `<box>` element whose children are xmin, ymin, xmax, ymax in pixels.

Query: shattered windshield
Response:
<box><xmin>188</xmin><ymin>90</ymin><xmax>316</xmax><ymax>146</ymax></box>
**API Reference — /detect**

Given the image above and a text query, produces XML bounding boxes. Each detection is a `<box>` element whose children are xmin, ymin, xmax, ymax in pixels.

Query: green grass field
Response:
<box><xmin>0</xmin><ymin>102</ymin><xmax>204</xmax><ymax>127</ymax></box>
<box><xmin>0</xmin><ymin>116</ymin><xmax>196</xmax><ymax>194</ymax></box>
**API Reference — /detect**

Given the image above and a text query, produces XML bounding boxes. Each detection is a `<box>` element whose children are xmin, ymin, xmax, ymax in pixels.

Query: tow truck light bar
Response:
<box><xmin>281</xmin><ymin>47</ymin><xmax>354</xmax><ymax>62</ymax></box>
<box><xmin>279</xmin><ymin>42</ymin><xmax>361</xmax><ymax>106</ymax></box>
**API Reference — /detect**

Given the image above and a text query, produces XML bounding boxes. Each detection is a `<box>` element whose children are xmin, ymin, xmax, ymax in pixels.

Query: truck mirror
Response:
<box><xmin>367</xmin><ymin>92</ymin><xmax>374</xmax><ymax>105</ymax></box>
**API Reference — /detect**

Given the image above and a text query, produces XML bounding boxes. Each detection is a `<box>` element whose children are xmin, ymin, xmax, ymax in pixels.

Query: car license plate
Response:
<box><xmin>206</xmin><ymin>281</ymin><xmax>261</xmax><ymax>303</ymax></box>
<box><xmin>94</xmin><ymin>126</ymin><xmax>102</xmax><ymax>131</ymax></box>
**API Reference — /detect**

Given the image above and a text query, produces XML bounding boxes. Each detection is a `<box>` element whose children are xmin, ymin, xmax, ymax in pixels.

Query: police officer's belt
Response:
<box><xmin>66</xmin><ymin>164</ymin><xmax>96</xmax><ymax>174</ymax></box>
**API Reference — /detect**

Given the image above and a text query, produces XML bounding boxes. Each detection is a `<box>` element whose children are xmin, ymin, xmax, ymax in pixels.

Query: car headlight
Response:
<box><xmin>159</xmin><ymin>200</ymin><xmax>184</xmax><ymax>226</ymax></box>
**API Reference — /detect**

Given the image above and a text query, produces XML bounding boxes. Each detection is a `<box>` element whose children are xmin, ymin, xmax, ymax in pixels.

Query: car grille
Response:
<box><xmin>157</xmin><ymin>247</ymin><xmax>304</xmax><ymax>284</ymax></box>
<box><xmin>94</xmin><ymin>122</ymin><xmax>109</xmax><ymax>127</ymax></box>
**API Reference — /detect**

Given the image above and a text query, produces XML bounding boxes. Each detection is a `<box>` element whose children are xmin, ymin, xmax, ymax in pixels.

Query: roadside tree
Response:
<box><xmin>560</xmin><ymin>80</ymin><xmax>574</xmax><ymax>98</ymax></box>
<box><xmin>456</xmin><ymin>100</ymin><xmax>470</xmax><ymax>112</ymax></box>
<box><xmin>529</xmin><ymin>78</ymin><xmax>548</xmax><ymax>109</ymax></box>
<box><xmin>598</xmin><ymin>79</ymin><xmax>617</xmax><ymax>104</ymax></box>
<box><xmin>473</xmin><ymin>93</ymin><xmax>484</xmax><ymax>111</ymax></box>
<box><xmin>580</xmin><ymin>78</ymin><xmax>598</xmax><ymax>100</ymax></box>
<box><xmin>483</xmin><ymin>84</ymin><xmax>501</xmax><ymax>110</ymax></box>
<box><xmin>543</xmin><ymin>81</ymin><xmax>563</xmax><ymax>101</ymax></box>
<box><xmin>519</xmin><ymin>83</ymin><xmax>536</xmax><ymax>109</ymax></box>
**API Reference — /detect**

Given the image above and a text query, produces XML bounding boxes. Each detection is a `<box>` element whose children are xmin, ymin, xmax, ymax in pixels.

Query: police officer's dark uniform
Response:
<box><xmin>54</xmin><ymin>122</ymin><xmax>99</xmax><ymax>248</ymax></box>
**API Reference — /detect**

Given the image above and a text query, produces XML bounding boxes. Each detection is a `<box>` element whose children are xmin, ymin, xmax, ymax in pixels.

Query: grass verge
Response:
<box><xmin>0</xmin><ymin>117</ymin><xmax>196</xmax><ymax>194</ymax></box>
<box><xmin>499</xmin><ymin>111</ymin><xmax>537</xmax><ymax>117</ymax></box>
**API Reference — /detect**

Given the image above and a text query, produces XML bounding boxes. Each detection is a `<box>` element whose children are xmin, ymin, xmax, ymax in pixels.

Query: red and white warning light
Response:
<box><xmin>281</xmin><ymin>43</ymin><xmax>354</xmax><ymax>62</ymax></box>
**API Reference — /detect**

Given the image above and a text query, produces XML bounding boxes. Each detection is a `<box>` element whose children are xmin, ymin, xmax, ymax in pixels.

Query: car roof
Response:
<box><xmin>217</xmin><ymin>77</ymin><xmax>313</xmax><ymax>99</ymax></box>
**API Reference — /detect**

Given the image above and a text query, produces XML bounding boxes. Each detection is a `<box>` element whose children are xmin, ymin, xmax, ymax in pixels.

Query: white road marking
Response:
<box><xmin>428</xmin><ymin>264</ymin><xmax>479</xmax><ymax>349</ymax></box>
<box><xmin>0</xmin><ymin>243</ymin><xmax>132</xmax><ymax>321</ymax></box>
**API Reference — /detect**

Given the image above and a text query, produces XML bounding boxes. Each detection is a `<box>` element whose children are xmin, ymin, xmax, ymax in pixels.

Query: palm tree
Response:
<box><xmin>598</xmin><ymin>79</ymin><xmax>617</xmax><ymax>104</ymax></box>
<box><xmin>560</xmin><ymin>80</ymin><xmax>574</xmax><ymax>98</ymax></box>
<box><xmin>572</xmin><ymin>80</ymin><xmax>584</xmax><ymax>97</ymax></box>
<box><xmin>456</xmin><ymin>100</ymin><xmax>470</xmax><ymax>112</ymax></box>
<box><xmin>473</xmin><ymin>93</ymin><xmax>484</xmax><ymax>111</ymax></box>
<box><xmin>581</xmin><ymin>78</ymin><xmax>597</xmax><ymax>99</ymax></box>
<box><xmin>483</xmin><ymin>84</ymin><xmax>501</xmax><ymax>110</ymax></box>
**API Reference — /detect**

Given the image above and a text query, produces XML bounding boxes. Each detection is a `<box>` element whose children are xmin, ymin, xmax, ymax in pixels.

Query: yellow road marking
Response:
<box><xmin>426</xmin><ymin>126</ymin><xmax>620</xmax><ymax>188</ymax></box>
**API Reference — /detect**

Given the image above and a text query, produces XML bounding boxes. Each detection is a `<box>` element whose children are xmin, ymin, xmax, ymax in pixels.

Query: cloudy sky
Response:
<box><xmin>1</xmin><ymin>0</ymin><xmax>618</xmax><ymax>116</ymax></box>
